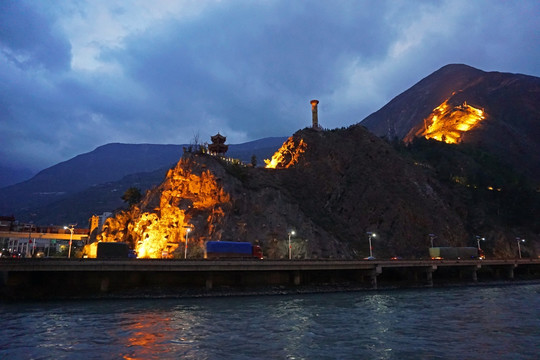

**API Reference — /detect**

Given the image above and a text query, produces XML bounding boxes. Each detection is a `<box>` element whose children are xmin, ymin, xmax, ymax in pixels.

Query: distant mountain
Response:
<box><xmin>0</xmin><ymin>137</ymin><xmax>287</xmax><ymax>224</ymax></box>
<box><xmin>361</xmin><ymin>64</ymin><xmax>540</xmax><ymax>184</ymax></box>
<box><xmin>0</xmin><ymin>164</ymin><xmax>35</xmax><ymax>188</ymax></box>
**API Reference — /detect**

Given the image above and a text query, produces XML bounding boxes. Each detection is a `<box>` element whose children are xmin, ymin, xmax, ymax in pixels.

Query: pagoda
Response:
<box><xmin>208</xmin><ymin>133</ymin><xmax>228</xmax><ymax>155</ymax></box>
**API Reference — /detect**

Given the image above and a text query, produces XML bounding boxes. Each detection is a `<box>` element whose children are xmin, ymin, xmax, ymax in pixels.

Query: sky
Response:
<box><xmin>1</xmin><ymin>0</ymin><xmax>539</xmax><ymax>185</ymax></box>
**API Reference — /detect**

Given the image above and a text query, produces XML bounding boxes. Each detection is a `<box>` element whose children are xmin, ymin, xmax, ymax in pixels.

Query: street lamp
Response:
<box><xmin>367</xmin><ymin>232</ymin><xmax>376</xmax><ymax>258</ymax></box>
<box><xmin>475</xmin><ymin>235</ymin><xmax>485</xmax><ymax>250</ymax></box>
<box><xmin>429</xmin><ymin>234</ymin><xmax>436</xmax><ymax>248</ymax></box>
<box><xmin>288</xmin><ymin>230</ymin><xmax>295</xmax><ymax>260</ymax></box>
<box><xmin>64</xmin><ymin>225</ymin><xmax>75</xmax><ymax>258</ymax></box>
<box><xmin>184</xmin><ymin>227</ymin><xmax>192</xmax><ymax>259</ymax></box>
<box><xmin>516</xmin><ymin>237</ymin><xmax>526</xmax><ymax>259</ymax></box>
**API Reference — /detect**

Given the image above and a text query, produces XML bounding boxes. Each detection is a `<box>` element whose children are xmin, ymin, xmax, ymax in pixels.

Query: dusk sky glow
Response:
<box><xmin>1</xmin><ymin>0</ymin><xmax>539</xmax><ymax>183</ymax></box>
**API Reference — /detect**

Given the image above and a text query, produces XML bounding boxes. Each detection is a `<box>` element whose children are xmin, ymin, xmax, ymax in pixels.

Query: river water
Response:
<box><xmin>1</xmin><ymin>283</ymin><xmax>539</xmax><ymax>359</ymax></box>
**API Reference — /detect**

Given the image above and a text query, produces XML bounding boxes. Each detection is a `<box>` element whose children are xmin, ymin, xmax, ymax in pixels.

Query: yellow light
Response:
<box><xmin>265</xmin><ymin>137</ymin><xmax>307</xmax><ymax>169</ymax></box>
<box><xmin>414</xmin><ymin>99</ymin><xmax>486</xmax><ymax>144</ymax></box>
<box><xmin>98</xmin><ymin>158</ymin><xmax>231</xmax><ymax>259</ymax></box>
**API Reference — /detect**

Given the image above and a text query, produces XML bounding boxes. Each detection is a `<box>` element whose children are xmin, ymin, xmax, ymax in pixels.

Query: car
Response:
<box><xmin>390</xmin><ymin>256</ymin><xmax>403</xmax><ymax>260</ymax></box>
<box><xmin>0</xmin><ymin>250</ymin><xmax>22</xmax><ymax>259</ymax></box>
<box><xmin>363</xmin><ymin>256</ymin><xmax>376</xmax><ymax>260</ymax></box>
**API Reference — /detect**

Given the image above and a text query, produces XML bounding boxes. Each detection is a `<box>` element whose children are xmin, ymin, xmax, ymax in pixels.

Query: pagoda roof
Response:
<box><xmin>210</xmin><ymin>133</ymin><xmax>226</xmax><ymax>144</ymax></box>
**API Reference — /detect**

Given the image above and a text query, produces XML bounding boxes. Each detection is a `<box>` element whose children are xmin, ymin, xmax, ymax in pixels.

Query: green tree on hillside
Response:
<box><xmin>121</xmin><ymin>187</ymin><xmax>142</xmax><ymax>206</ymax></box>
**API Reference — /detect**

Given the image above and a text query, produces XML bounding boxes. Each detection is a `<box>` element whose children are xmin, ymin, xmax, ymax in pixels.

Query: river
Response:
<box><xmin>1</xmin><ymin>283</ymin><xmax>539</xmax><ymax>359</ymax></box>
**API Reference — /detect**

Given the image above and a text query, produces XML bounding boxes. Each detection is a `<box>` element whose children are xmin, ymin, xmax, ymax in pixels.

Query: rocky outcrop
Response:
<box><xmin>99</xmin><ymin>125</ymin><xmax>476</xmax><ymax>259</ymax></box>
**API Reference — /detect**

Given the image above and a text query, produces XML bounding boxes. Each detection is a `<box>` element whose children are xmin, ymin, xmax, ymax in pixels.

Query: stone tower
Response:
<box><xmin>310</xmin><ymin>99</ymin><xmax>319</xmax><ymax>129</ymax></box>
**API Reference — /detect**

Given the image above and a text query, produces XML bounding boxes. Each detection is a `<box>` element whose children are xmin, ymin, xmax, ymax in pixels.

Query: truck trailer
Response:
<box><xmin>205</xmin><ymin>241</ymin><xmax>263</xmax><ymax>259</ymax></box>
<box><xmin>96</xmin><ymin>242</ymin><xmax>130</xmax><ymax>259</ymax></box>
<box><xmin>429</xmin><ymin>247</ymin><xmax>481</xmax><ymax>260</ymax></box>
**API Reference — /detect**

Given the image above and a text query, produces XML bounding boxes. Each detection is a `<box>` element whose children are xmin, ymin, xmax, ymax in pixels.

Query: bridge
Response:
<box><xmin>1</xmin><ymin>258</ymin><xmax>539</xmax><ymax>300</ymax></box>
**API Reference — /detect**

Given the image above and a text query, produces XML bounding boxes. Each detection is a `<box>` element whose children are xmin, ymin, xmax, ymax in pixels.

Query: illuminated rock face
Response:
<box><xmin>92</xmin><ymin>126</ymin><xmax>479</xmax><ymax>259</ymax></box>
<box><xmin>99</xmin><ymin>156</ymin><xmax>231</xmax><ymax>258</ymax></box>
<box><xmin>405</xmin><ymin>99</ymin><xmax>485</xmax><ymax>144</ymax></box>
<box><xmin>96</xmin><ymin>150</ymin><xmax>346</xmax><ymax>260</ymax></box>
<box><xmin>265</xmin><ymin>137</ymin><xmax>307</xmax><ymax>169</ymax></box>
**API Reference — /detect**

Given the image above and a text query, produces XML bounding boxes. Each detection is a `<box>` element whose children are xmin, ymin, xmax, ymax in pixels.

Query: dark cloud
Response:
<box><xmin>1</xmin><ymin>0</ymin><xmax>539</xmax><ymax>187</ymax></box>
<box><xmin>0</xmin><ymin>1</ymin><xmax>71</xmax><ymax>72</ymax></box>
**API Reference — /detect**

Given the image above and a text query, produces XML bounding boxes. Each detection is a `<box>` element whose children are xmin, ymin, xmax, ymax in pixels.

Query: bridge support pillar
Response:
<box><xmin>460</xmin><ymin>265</ymin><xmax>480</xmax><ymax>282</ymax></box>
<box><xmin>293</xmin><ymin>271</ymin><xmax>301</xmax><ymax>286</ymax></box>
<box><xmin>0</xmin><ymin>271</ymin><xmax>7</xmax><ymax>287</ymax></box>
<box><xmin>471</xmin><ymin>268</ymin><xmax>478</xmax><ymax>282</ymax></box>
<box><xmin>506</xmin><ymin>265</ymin><xmax>515</xmax><ymax>279</ymax></box>
<box><xmin>426</xmin><ymin>266</ymin><xmax>436</xmax><ymax>287</ymax></box>
<box><xmin>370</xmin><ymin>273</ymin><xmax>377</xmax><ymax>289</ymax></box>
<box><xmin>370</xmin><ymin>266</ymin><xmax>382</xmax><ymax>289</ymax></box>
<box><xmin>100</xmin><ymin>277</ymin><xmax>109</xmax><ymax>292</ymax></box>
<box><xmin>206</xmin><ymin>273</ymin><xmax>213</xmax><ymax>289</ymax></box>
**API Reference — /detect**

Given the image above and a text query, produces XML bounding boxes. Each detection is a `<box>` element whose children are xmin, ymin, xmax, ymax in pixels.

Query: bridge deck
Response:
<box><xmin>1</xmin><ymin>258</ymin><xmax>537</xmax><ymax>272</ymax></box>
<box><xmin>2</xmin><ymin>259</ymin><xmax>539</xmax><ymax>300</ymax></box>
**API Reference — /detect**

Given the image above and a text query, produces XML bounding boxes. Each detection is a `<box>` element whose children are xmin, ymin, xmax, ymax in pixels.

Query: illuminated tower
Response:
<box><xmin>310</xmin><ymin>99</ymin><xmax>319</xmax><ymax>129</ymax></box>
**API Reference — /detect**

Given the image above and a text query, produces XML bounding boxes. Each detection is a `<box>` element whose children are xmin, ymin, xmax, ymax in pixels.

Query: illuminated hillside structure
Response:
<box><xmin>96</xmin><ymin>156</ymin><xmax>231</xmax><ymax>259</ymax></box>
<box><xmin>265</xmin><ymin>137</ymin><xmax>307</xmax><ymax>169</ymax></box>
<box><xmin>406</xmin><ymin>99</ymin><xmax>486</xmax><ymax>144</ymax></box>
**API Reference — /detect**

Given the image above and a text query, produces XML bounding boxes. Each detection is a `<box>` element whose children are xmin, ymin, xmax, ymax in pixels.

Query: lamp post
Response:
<box><xmin>184</xmin><ymin>227</ymin><xmax>192</xmax><ymax>259</ymax></box>
<box><xmin>367</xmin><ymin>232</ymin><xmax>376</xmax><ymax>258</ymax></box>
<box><xmin>288</xmin><ymin>230</ymin><xmax>295</xmax><ymax>260</ymax></box>
<box><xmin>429</xmin><ymin>233</ymin><xmax>436</xmax><ymax>248</ymax></box>
<box><xmin>64</xmin><ymin>225</ymin><xmax>75</xmax><ymax>258</ymax></box>
<box><xmin>475</xmin><ymin>235</ymin><xmax>485</xmax><ymax>250</ymax></box>
<box><xmin>516</xmin><ymin>237</ymin><xmax>525</xmax><ymax>259</ymax></box>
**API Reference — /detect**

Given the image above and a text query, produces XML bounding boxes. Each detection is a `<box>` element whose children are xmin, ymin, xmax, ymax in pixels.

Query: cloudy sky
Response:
<box><xmin>1</xmin><ymin>0</ymin><xmax>539</xmax><ymax>185</ymax></box>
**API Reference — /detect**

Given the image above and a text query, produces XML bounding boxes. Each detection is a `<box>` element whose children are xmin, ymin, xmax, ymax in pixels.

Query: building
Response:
<box><xmin>208</xmin><ymin>133</ymin><xmax>229</xmax><ymax>155</ymax></box>
<box><xmin>0</xmin><ymin>216</ymin><xmax>15</xmax><ymax>231</ymax></box>
<box><xmin>89</xmin><ymin>212</ymin><xmax>113</xmax><ymax>234</ymax></box>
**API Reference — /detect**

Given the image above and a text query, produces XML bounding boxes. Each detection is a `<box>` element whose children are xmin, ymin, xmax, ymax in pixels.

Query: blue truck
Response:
<box><xmin>205</xmin><ymin>241</ymin><xmax>263</xmax><ymax>259</ymax></box>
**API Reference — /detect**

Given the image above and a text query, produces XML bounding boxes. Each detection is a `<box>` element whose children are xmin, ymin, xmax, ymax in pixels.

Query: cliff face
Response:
<box><xmin>98</xmin><ymin>125</ymin><xmax>476</xmax><ymax>259</ymax></box>
<box><xmin>98</xmin><ymin>152</ymin><xmax>344</xmax><ymax>259</ymax></box>
<box><xmin>273</xmin><ymin>127</ymin><xmax>469</xmax><ymax>257</ymax></box>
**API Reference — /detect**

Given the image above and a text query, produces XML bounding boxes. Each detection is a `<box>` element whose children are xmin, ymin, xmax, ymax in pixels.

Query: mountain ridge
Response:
<box><xmin>361</xmin><ymin>64</ymin><xmax>540</xmax><ymax>184</ymax></box>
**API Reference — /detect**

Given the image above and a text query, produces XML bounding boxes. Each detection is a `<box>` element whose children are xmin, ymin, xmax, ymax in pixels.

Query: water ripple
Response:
<box><xmin>1</xmin><ymin>284</ymin><xmax>539</xmax><ymax>359</ymax></box>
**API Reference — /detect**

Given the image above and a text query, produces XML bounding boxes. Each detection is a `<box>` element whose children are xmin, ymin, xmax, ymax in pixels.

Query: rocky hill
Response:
<box><xmin>99</xmin><ymin>126</ymin><xmax>493</xmax><ymax>260</ymax></box>
<box><xmin>361</xmin><ymin>64</ymin><xmax>540</xmax><ymax>185</ymax></box>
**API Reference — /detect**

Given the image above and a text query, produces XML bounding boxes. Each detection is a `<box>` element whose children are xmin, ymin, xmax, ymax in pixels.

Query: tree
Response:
<box><xmin>121</xmin><ymin>187</ymin><xmax>142</xmax><ymax>206</ymax></box>
<box><xmin>251</xmin><ymin>154</ymin><xmax>257</xmax><ymax>167</ymax></box>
